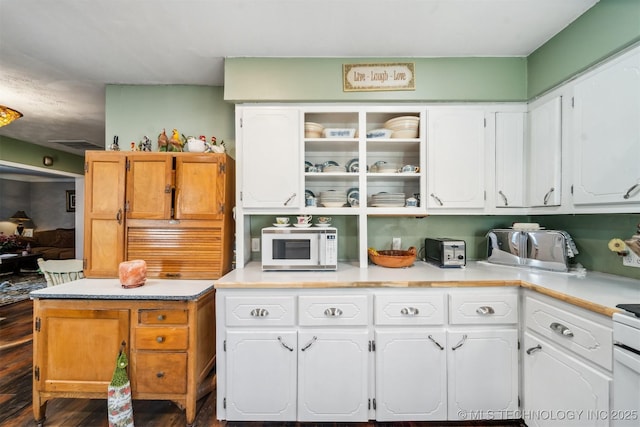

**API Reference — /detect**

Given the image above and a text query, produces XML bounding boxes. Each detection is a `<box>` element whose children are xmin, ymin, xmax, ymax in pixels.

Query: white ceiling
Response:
<box><xmin>0</xmin><ymin>0</ymin><xmax>599</xmax><ymax>166</ymax></box>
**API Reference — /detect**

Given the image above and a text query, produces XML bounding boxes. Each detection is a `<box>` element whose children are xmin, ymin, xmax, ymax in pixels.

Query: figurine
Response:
<box><xmin>139</xmin><ymin>136</ymin><xmax>152</xmax><ymax>151</ymax></box>
<box><xmin>168</xmin><ymin>128</ymin><xmax>184</xmax><ymax>151</ymax></box>
<box><xmin>158</xmin><ymin>129</ymin><xmax>169</xmax><ymax>151</ymax></box>
<box><xmin>110</xmin><ymin>135</ymin><xmax>120</xmax><ymax>151</ymax></box>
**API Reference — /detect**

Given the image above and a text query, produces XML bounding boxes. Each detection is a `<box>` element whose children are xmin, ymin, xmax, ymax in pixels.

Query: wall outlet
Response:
<box><xmin>251</xmin><ymin>237</ymin><xmax>260</xmax><ymax>252</ymax></box>
<box><xmin>392</xmin><ymin>237</ymin><xmax>401</xmax><ymax>250</ymax></box>
<box><xmin>622</xmin><ymin>250</ymin><xmax>640</xmax><ymax>268</ymax></box>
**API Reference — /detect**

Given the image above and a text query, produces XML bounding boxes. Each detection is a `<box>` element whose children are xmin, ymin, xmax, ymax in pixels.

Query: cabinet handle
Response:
<box><xmin>164</xmin><ymin>184</ymin><xmax>172</xmax><ymax>194</ymax></box>
<box><xmin>116</xmin><ymin>208</ymin><xmax>122</xmax><ymax>225</ymax></box>
<box><xmin>156</xmin><ymin>372</ymin><xmax>165</xmax><ymax>378</ymax></box>
<box><xmin>165</xmin><ymin>272</ymin><xmax>181</xmax><ymax>278</ymax></box>
<box><xmin>156</xmin><ymin>336</ymin><xmax>165</xmax><ymax>343</ymax></box>
<box><xmin>550</xmin><ymin>322</ymin><xmax>574</xmax><ymax>337</ymax></box>
<box><xmin>543</xmin><ymin>187</ymin><xmax>555</xmax><ymax>205</ymax></box>
<box><xmin>400</xmin><ymin>307</ymin><xmax>419</xmax><ymax>316</ymax></box>
<box><xmin>428</xmin><ymin>335</ymin><xmax>444</xmax><ymax>350</ymax></box>
<box><xmin>498</xmin><ymin>190</ymin><xmax>509</xmax><ymax>206</ymax></box>
<box><xmin>277</xmin><ymin>336</ymin><xmax>294</xmax><ymax>352</ymax></box>
<box><xmin>283</xmin><ymin>193</ymin><xmax>296</xmax><ymax>206</ymax></box>
<box><xmin>526</xmin><ymin>344</ymin><xmax>542</xmax><ymax>355</ymax></box>
<box><xmin>476</xmin><ymin>306</ymin><xmax>495</xmax><ymax>315</ymax></box>
<box><xmin>324</xmin><ymin>307</ymin><xmax>343</xmax><ymax>317</ymax></box>
<box><xmin>430</xmin><ymin>193</ymin><xmax>443</xmax><ymax>206</ymax></box>
<box><xmin>451</xmin><ymin>334</ymin><xmax>467</xmax><ymax>351</ymax></box>
<box><xmin>623</xmin><ymin>183</ymin><xmax>639</xmax><ymax>199</ymax></box>
<box><xmin>156</xmin><ymin>314</ymin><xmax>166</xmax><ymax>321</ymax></box>
<box><xmin>250</xmin><ymin>308</ymin><xmax>269</xmax><ymax>317</ymax></box>
<box><xmin>301</xmin><ymin>336</ymin><xmax>317</xmax><ymax>352</ymax></box>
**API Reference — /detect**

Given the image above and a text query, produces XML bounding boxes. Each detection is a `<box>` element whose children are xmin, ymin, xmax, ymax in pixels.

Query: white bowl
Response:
<box><xmin>384</xmin><ymin>116</ymin><xmax>419</xmax><ymax>129</ymax></box>
<box><xmin>305</xmin><ymin>122</ymin><xmax>324</xmax><ymax>138</ymax></box>
<box><xmin>391</xmin><ymin>129</ymin><xmax>419</xmax><ymax>138</ymax></box>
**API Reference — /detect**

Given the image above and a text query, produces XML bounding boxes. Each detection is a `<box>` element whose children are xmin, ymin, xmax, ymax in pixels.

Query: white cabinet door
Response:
<box><xmin>572</xmin><ymin>49</ymin><xmax>640</xmax><ymax>205</ymax></box>
<box><xmin>527</xmin><ymin>96</ymin><xmax>562</xmax><ymax>207</ymax></box>
<box><xmin>427</xmin><ymin>108</ymin><xmax>486</xmax><ymax>209</ymax></box>
<box><xmin>239</xmin><ymin>107</ymin><xmax>301</xmax><ymax>208</ymax></box>
<box><xmin>495</xmin><ymin>112</ymin><xmax>526</xmax><ymax>208</ymax></box>
<box><xmin>447</xmin><ymin>329</ymin><xmax>519</xmax><ymax>420</ymax></box>
<box><xmin>225</xmin><ymin>330</ymin><xmax>297</xmax><ymax>421</ymax></box>
<box><xmin>523</xmin><ymin>332</ymin><xmax>611</xmax><ymax>427</ymax></box>
<box><xmin>297</xmin><ymin>329</ymin><xmax>369</xmax><ymax>422</ymax></box>
<box><xmin>375</xmin><ymin>329</ymin><xmax>447</xmax><ymax>421</ymax></box>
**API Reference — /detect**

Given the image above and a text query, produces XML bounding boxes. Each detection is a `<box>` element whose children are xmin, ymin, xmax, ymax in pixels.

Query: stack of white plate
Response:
<box><xmin>371</xmin><ymin>192</ymin><xmax>405</xmax><ymax>207</ymax></box>
<box><xmin>319</xmin><ymin>190</ymin><xmax>347</xmax><ymax>207</ymax></box>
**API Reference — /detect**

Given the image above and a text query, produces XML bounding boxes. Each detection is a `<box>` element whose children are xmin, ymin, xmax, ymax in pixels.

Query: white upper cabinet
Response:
<box><xmin>495</xmin><ymin>112</ymin><xmax>526</xmax><ymax>208</ymax></box>
<box><xmin>427</xmin><ymin>108</ymin><xmax>487</xmax><ymax>210</ymax></box>
<box><xmin>238</xmin><ymin>107</ymin><xmax>301</xmax><ymax>209</ymax></box>
<box><xmin>527</xmin><ymin>96</ymin><xmax>562</xmax><ymax>207</ymax></box>
<box><xmin>572</xmin><ymin>48</ymin><xmax>640</xmax><ymax>207</ymax></box>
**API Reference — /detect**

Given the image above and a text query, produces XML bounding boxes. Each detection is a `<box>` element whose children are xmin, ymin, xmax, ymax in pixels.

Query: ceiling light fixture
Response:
<box><xmin>0</xmin><ymin>105</ymin><xmax>23</xmax><ymax>127</ymax></box>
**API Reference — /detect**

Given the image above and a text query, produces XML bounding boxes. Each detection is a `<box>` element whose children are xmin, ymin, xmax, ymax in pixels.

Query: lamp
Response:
<box><xmin>0</xmin><ymin>105</ymin><xmax>23</xmax><ymax>127</ymax></box>
<box><xmin>9</xmin><ymin>211</ymin><xmax>31</xmax><ymax>235</ymax></box>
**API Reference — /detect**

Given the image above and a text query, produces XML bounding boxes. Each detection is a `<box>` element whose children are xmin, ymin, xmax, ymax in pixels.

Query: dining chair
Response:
<box><xmin>37</xmin><ymin>258</ymin><xmax>84</xmax><ymax>286</ymax></box>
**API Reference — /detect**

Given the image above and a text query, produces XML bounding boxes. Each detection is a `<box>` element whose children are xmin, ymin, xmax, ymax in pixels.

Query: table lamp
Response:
<box><xmin>9</xmin><ymin>210</ymin><xmax>31</xmax><ymax>235</ymax></box>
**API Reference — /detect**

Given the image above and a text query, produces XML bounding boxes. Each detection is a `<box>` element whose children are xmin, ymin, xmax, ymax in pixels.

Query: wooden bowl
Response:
<box><xmin>368</xmin><ymin>246</ymin><xmax>417</xmax><ymax>268</ymax></box>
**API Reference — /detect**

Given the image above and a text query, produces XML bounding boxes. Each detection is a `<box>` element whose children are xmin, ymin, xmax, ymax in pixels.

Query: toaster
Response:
<box><xmin>425</xmin><ymin>238</ymin><xmax>466</xmax><ymax>268</ymax></box>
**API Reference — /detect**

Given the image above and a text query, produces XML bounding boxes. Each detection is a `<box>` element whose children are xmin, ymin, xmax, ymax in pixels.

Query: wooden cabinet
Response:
<box><xmin>32</xmin><ymin>290</ymin><xmax>216</xmax><ymax>426</ymax></box>
<box><xmin>572</xmin><ymin>47</ymin><xmax>640</xmax><ymax>207</ymax></box>
<box><xmin>84</xmin><ymin>151</ymin><xmax>235</xmax><ymax>279</ymax></box>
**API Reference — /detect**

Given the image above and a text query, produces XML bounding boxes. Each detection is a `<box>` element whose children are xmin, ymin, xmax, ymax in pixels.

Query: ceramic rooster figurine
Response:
<box><xmin>157</xmin><ymin>129</ymin><xmax>169</xmax><ymax>151</ymax></box>
<box><xmin>169</xmin><ymin>128</ymin><xmax>184</xmax><ymax>152</ymax></box>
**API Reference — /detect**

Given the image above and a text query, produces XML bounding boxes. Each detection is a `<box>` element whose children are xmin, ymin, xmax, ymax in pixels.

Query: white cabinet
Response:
<box><xmin>523</xmin><ymin>292</ymin><xmax>613</xmax><ymax>426</ymax></box>
<box><xmin>572</xmin><ymin>48</ymin><xmax>640</xmax><ymax>207</ymax></box>
<box><xmin>527</xmin><ymin>96</ymin><xmax>562</xmax><ymax>207</ymax></box>
<box><xmin>238</xmin><ymin>107</ymin><xmax>300</xmax><ymax>209</ymax></box>
<box><xmin>427</xmin><ymin>108</ymin><xmax>487</xmax><ymax>209</ymax></box>
<box><xmin>495</xmin><ymin>112</ymin><xmax>527</xmax><ymax>208</ymax></box>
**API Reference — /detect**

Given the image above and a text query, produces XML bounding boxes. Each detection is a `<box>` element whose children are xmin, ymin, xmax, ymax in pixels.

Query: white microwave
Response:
<box><xmin>261</xmin><ymin>227</ymin><xmax>338</xmax><ymax>271</ymax></box>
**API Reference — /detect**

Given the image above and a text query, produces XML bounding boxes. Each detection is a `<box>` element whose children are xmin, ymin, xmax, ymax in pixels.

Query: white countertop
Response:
<box><xmin>216</xmin><ymin>261</ymin><xmax>640</xmax><ymax>316</ymax></box>
<box><xmin>30</xmin><ymin>278</ymin><xmax>215</xmax><ymax>300</ymax></box>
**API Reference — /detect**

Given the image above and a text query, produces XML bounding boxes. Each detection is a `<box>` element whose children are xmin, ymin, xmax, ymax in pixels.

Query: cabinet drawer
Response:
<box><xmin>525</xmin><ymin>295</ymin><xmax>612</xmax><ymax>370</ymax></box>
<box><xmin>135</xmin><ymin>327</ymin><xmax>188</xmax><ymax>350</ymax></box>
<box><xmin>449</xmin><ymin>289</ymin><xmax>519</xmax><ymax>325</ymax></box>
<box><xmin>225</xmin><ymin>295</ymin><xmax>295</xmax><ymax>326</ymax></box>
<box><xmin>133</xmin><ymin>352</ymin><xmax>187</xmax><ymax>394</ymax></box>
<box><xmin>299</xmin><ymin>295</ymin><xmax>369</xmax><ymax>326</ymax></box>
<box><xmin>374</xmin><ymin>292</ymin><xmax>445</xmax><ymax>325</ymax></box>
<box><xmin>138</xmin><ymin>309</ymin><xmax>188</xmax><ymax>325</ymax></box>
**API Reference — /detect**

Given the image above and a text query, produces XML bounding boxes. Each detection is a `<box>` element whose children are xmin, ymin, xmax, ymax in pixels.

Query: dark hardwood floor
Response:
<box><xmin>0</xmin><ymin>299</ymin><xmax>526</xmax><ymax>427</ymax></box>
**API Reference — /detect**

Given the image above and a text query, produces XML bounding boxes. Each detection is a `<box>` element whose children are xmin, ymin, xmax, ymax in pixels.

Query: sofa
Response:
<box><xmin>19</xmin><ymin>228</ymin><xmax>76</xmax><ymax>260</ymax></box>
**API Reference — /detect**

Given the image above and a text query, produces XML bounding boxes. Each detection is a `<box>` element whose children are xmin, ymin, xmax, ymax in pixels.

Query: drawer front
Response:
<box><xmin>135</xmin><ymin>327</ymin><xmax>188</xmax><ymax>350</ymax></box>
<box><xmin>139</xmin><ymin>309</ymin><xmax>188</xmax><ymax>325</ymax></box>
<box><xmin>133</xmin><ymin>352</ymin><xmax>187</xmax><ymax>394</ymax></box>
<box><xmin>374</xmin><ymin>293</ymin><xmax>446</xmax><ymax>325</ymax></box>
<box><xmin>225</xmin><ymin>295</ymin><xmax>295</xmax><ymax>326</ymax></box>
<box><xmin>298</xmin><ymin>294</ymin><xmax>369</xmax><ymax>326</ymax></box>
<box><xmin>449</xmin><ymin>290</ymin><xmax>519</xmax><ymax>325</ymax></box>
<box><xmin>525</xmin><ymin>296</ymin><xmax>612</xmax><ymax>370</ymax></box>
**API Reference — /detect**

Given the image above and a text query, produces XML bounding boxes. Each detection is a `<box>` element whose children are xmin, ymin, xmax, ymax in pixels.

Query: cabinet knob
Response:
<box><xmin>250</xmin><ymin>308</ymin><xmax>269</xmax><ymax>317</ymax></box>
<box><xmin>400</xmin><ymin>307</ymin><xmax>419</xmax><ymax>316</ymax></box>
<box><xmin>157</xmin><ymin>314</ymin><xmax>166</xmax><ymax>321</ymax></box>
<box><xmin>156</xmin><ymin>336</ymin><xmax>165</xmax><ymax>343</ymax></box>
<box><xmin>156</xmin><ymin>372</ymin><xmax>165</xmax><ymax>378</ymax></box>
<box><xmin>324</xmin><ymin>307</ymin><xmax>343</xmax><ymax>317</ymax></box>
<box><xmin>476</xmin><ymin>306</ymin><xmax>495</xmax><ymax>315</ymax></box>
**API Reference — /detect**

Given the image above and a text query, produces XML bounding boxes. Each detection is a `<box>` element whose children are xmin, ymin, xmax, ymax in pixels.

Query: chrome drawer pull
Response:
<box><xmin>156</xmin><ymin>336</ymin><xmax>165</xmax><ymax>343</ymax></box>
<box><xmin>277</xmin><ymin>336</ymin><xmax>294</xmax><ymax>352</ymax></box>
<box><xmin>428</xmin><ymin>335</ymin><xmax>444</xmax><ymax>350</ymax></box>
<box><xmin>526</xmin><ymin>344</ymin><xmax>542</xmax><ymax>355</ymax></box>
<box><xmin>550</xmin><ymin>322</ymin><xmax>574</xmax><ymax>337</ymax></box>
<box><xmin>301</xmin><ymin>336</ymin><xmax>317</xmax><ymax>352</ymax></box>
<box><xmin>451</xmin><ymin>334</ymin><xmax>468</xmax><ymax>351</ymax></box>
<box><xmin>476</xmin><ymin>306</ymin><xmax>495</xmax><ymax>315</ymax></box>
<box><xmin>324</xmin><ymin>307</ymin><xmax>343</xmax><ymax>317</ymax></box>
<box><xmin>401</xmin><ymin>307</ymin><xmax>419</xmax><ymax>316</ymax></box>
<box><xmin>250</xmin><ymin>308</ymin><xmax>269</xmax><ymax>317</ymax></box>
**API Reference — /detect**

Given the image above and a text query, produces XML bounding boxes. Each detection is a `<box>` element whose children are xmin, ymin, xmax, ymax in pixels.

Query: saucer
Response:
<box><xmin>293</xmin><ymin>223</ymin><xmax>312</xmax><ymax>228</ymax></box>
<box><xmin>315</xmin><ymin>223</ymin><xmax>331</xmax><ymax>227</ymax></box>
<box><xmin>273</xmin><ymin>223</ymin><xmax>290</xmax><ymax>227</ymax></box>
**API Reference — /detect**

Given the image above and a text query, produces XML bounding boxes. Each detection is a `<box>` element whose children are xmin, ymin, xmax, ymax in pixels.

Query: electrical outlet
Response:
<box><xmin>622</xmin><ymin>250</ymin><xmax>640</xmax><ymax>268</ymax></box>
<box><xmin>392</xmin><ymin>237</ymin><xmax>401</xmax><ymax>250</ymax></box>
<box><xmin>251</xmin><ymin>238</ymin><xmax>260</xmax><ymax>252</ymax></box>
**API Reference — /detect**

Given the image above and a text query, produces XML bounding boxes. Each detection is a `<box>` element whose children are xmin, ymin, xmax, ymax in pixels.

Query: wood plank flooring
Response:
<box><xmin>0</xmin><ymin>299</ymin><xmax>526</xmax><ymax>427</ymax></box>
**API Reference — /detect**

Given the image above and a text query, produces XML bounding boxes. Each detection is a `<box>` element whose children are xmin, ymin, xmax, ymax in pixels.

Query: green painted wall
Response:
<box><xmin>527</xmin><ymin>0</ymin><xmax>640</xmax><ymax>98</ymax></box>
<box><xmin>225</xmin><ymin>57</ymin><xmax>527</xmax><ymax>102</ymax></box>
<box><xmin>105</xmin><ymin>85</ymin><xmax>236</xmax><ymax>157</ymax></box>
<box><xmin>0</xmin><ymin>136</ymin><xmax>84</xmax><ymax>174</ymax></box>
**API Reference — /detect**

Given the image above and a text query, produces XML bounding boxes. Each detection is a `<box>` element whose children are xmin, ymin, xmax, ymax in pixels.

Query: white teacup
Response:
<box><xmin>406</xmin><ymin>197</ymin><xmax>418</xmax><ymax>207</ymax></box>
<box><xmin>400</xmin><ymin>164</ymin><xmax>420</xmax><ymax>173</ymax></box>
<box><xmin>317</xmin><ymin>216</ymin><xmax>331</xmax><ymax>224</ymax></box>
<box><xmin>275</xmin><ymin>217</ymin><xmax>289</xmax><ymax>225</ymax></box>
<box><xmin>297</xmin><ymin>215</ymin><xmax>312</xmax><ymax>224</ymax></box>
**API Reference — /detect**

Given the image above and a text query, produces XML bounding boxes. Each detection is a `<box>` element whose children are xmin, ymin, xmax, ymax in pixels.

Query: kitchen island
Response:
<box><xmin>30</xmin><ymin>278</ymin><xmax>216</xmax><ymax>427</ymax></box>
<box><xmin>214</xmin><ymin>261</ymin><xmax>640</xmax><ymax>424</ymax></box>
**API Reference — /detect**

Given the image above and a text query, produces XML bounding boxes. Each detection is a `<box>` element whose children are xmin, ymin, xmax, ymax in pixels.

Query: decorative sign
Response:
<box><xmin>343</xmin><ymin>62</ymin><xmax>415</xmax><ymax>92</ymax></box>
